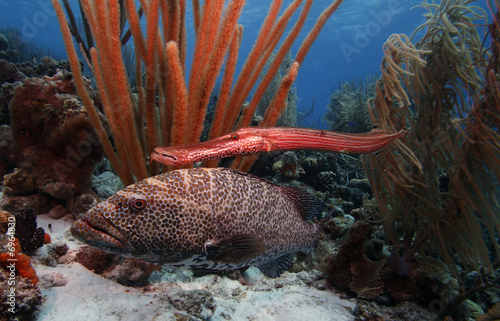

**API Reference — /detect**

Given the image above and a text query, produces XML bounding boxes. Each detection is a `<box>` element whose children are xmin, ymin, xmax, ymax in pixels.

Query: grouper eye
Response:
<box><xmin>129</xmin><ymin>198</ymin><xmax>147</xmax><ymax>212</ymax></box>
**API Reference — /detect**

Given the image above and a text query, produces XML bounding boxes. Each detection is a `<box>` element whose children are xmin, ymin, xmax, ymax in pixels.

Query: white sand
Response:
<box><xmin>33</xmin><ymin>215</ymin><xmax>356</xmax><ymax>321</ymax></box>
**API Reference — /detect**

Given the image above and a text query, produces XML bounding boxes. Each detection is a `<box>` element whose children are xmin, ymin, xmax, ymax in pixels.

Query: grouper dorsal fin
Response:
<box><xmin>278</xmin><ymin>186</ymin><xmax>325</xmax><ymax>222</ymax></box>
<box><xmin>258</xmin><ymin>253</ymin><xmax>295</xmax><ymax>278</ymax></box>
<box><xmin>205</xmin><ymin>234</ymin><xmax>266</xmax><ymax>263</ymax></box>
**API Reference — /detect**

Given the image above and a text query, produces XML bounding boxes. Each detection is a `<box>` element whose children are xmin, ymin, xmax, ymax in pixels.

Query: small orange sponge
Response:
<box><xmin>0</xmin><ymin>238</ymin><xmax>39</xmax><ymax>285</ymax></box>
<box><xmin>44</xmin><ymin>233</ymin><xmax>51</xmax><ymax>244</ymax></box>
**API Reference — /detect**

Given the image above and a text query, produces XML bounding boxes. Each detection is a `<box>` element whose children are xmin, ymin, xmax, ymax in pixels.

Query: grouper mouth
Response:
<box><xmin>71</xmin><ymin>215</ymin><xmax>135</xmax><ymax>252</ymax></box>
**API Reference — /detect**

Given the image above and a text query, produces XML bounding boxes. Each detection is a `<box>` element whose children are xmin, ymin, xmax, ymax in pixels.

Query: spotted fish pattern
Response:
<box><xmin>71</xmin><ymin>168</ymin><xmax>324</xmax><ymax>277</ymax></box>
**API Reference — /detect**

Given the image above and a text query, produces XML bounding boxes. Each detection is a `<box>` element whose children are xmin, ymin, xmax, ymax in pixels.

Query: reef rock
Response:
<box><xmin>348</xmin><ymin>178</ymin><xmax>371</xmax><ymax>191</ymax></box>
<box><xmin>74</xmin><ymin>246</ymin><xmax>160</xmax><ymax>286</ymax></box>
<box><xmin>15</xmin><ymin>57</ymin><xmax>72</xmax><ymax>80</ymax></box>
<box><xmin>3</xmin><ymin>168</ymin><xmax>34</xmax><ymax>194</ymax></box>
<box><xmin>103</xmin><ymin>258</ymin><xmax>162</xmax><ymax>287</ymax></box>
<box><xmin>38</xmin><ymin>271</ymin><xmax>68</xmax><ymax>289</ymax></box>
<box><xmin>92</xmin><ymin>171</ymin><xmax>123</xmax><ymax>199</ymax></box>
<box><xmin>272</xmin><ymin>151</ymin><xmax>304</xmax><ymax>180</ymax></box>
<box><xmin>0</xmin><ymin>69</ymin><xmax>104</xmax><ymax>216</ymax></box>
<box><xmin>71</xmin><ymin>193</ymin><xmax>99</xmax><ymax>219</ymax></box>
<box><xmin>47</xmin><ymin>204</ymin><xmax>69</xmax><ymax>220</ymax></box>
<box><xmin>0</xmin><ymin>268</ymin><xmax>42</xmax><ymax>321</ymax></box>
<box><xmin>166</xmin><ymin>288</ymin><xmax>217</xmax><ymax>320</ymax></box>
<box><xmin>0</xmin><ymin>33</ymin><xmax>8</xmax><ymax>51</ymax></box>
<box><xmin>0</xmin><ymin>193</ymin><xmax>50</xmax><ymax>215</ymax></box>
<box><xmin>0</xmin><ymin>210</ymin><xmax>12</xmax><ymax>233</ymax></box>
<box><xmin>354</xmin><ymin>301</ymin><xmax>440</xmax><ymax>321</ymax></box>
<box><xmin>0</xmin><ymin>60</ymin><xmax>26</xmax><ymax>85</ymax></box>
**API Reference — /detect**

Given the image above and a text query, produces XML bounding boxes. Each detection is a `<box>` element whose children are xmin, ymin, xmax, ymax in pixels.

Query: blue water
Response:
<box><xmin>0</xmin><ymin>0</ymin><xmax>492</xmax><ymax>123</ymax></box>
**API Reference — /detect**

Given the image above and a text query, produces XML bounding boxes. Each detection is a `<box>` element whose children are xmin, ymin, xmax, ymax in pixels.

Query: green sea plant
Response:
<box><xmin>361</xmin><ymin>0</ymin><xmax>499</xmax><ymax>317</ymax></box>
<box><xmin>323</xmin><ymin>75</ymin><xmax>376</xmax><ymax>133</ymax></box>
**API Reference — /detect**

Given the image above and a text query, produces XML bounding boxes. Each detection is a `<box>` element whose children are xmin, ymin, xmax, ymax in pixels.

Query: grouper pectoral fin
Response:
<box><xmin>257</xmin><ymin>253</ymin><xmax>294</xmax><ymax>278</ymax></box>
<box><xmin>205</xmin><ymin>234</ymin><xmax>266</xmax><ymax>263</ymax></box>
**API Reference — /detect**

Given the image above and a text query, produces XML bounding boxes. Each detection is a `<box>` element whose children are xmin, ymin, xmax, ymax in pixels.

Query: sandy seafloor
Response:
<box><xmin>30</xmin><ymin>214</ymin><xmax>356</xmax><ymax>321</ymax></box>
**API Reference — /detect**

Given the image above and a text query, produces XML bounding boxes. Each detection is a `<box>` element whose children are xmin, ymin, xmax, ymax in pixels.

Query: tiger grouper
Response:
<box><xmin>71</xmin><ymin>167</ymin><xmax>325</xmax><ymax>277</ymax></box>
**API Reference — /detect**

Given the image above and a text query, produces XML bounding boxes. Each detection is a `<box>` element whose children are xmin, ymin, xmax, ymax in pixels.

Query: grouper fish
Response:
<box><xmin>71</xmin><ymin>167</ymin><xmax>325</xmax><ymax>277</ymax></box>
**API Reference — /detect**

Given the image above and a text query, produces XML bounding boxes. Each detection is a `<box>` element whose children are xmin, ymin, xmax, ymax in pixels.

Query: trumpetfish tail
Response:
<box><xmin>151</xmin><ymin>127</ymin><xmax>409</xmax><ymax>166</ymax></box>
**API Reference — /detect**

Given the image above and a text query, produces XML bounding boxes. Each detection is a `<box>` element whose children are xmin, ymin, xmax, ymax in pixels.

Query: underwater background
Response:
<box><xmin>3</xmin><ymin>0</ymin><xmax>492</xmax><ymax>123</ymax></box>
<box><xmin>0</xmin><ymin>0</ymin><xmax>499</xmax><ymax>320</ymax></box>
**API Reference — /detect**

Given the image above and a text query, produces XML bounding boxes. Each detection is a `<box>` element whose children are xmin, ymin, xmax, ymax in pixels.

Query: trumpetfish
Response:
<box><xmin>151</xmin><ymin>127</ymin><xmax>408</xmax><ymax>166</ymax></box>
<box><xmin>71</xmin><ymin>168</ymin><xmax>325</xmax><ymax>277</ymax></box>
